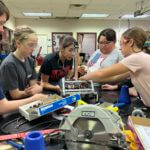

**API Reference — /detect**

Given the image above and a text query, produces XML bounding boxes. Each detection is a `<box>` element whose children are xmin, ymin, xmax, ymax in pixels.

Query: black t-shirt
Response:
<box><xmin>40</xmin><ymin>52</ymin><xmax>73</xmax><ymax>82</ymax></box>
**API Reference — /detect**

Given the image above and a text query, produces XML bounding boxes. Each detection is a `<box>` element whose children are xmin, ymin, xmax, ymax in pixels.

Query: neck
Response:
<box><xmin>131</xmin><ymin>47</ymin><xmax>142</xmax><ymax>53</ymax></box>
<box><xmin>59</xmin><ymin>51</ymin><xmax>65</xmax><ymax>63</ymax></box>
<box><xmin>14</xmin><ymin>49</ymin><xmax>25</xmax><ymax>62</ymax></box>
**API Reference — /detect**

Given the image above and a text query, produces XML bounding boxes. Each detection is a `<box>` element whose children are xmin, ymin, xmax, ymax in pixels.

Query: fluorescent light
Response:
<box><xmin>81</xmin><ymin>13</ymin><xmax>109</xmax><ymax>18</ymax></box>
<box><xmin>23</xmin><ymin>12</ymin><xmax>52</xmax><ymax>17</ymax></box>
<box><xmin>121</xmin><ymin>14</ymin><xmax>150</xmax><ymax>19</ymax></box>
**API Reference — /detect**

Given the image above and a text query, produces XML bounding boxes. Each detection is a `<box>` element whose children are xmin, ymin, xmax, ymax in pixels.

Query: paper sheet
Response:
<box><xmin>135</xmin><ymin>125</ymin><xmax>150</xmax><ymax>150</ymax></box>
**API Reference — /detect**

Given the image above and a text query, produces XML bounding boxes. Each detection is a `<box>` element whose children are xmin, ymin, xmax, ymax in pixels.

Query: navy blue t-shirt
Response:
<box><xmin>0</xmin><ymin>84</ymin><xmax>5</xmax><ymax>100</ymax></box>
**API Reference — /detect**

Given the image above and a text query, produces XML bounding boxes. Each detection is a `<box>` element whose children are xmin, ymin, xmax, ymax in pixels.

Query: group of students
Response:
<box><xmin>0</xmin><ymin>0</ymin><xmax>79</xmax><ymax>115</ymax></box>
<box><xmin>0</xmin><ymin>1</ymin><xmax>150</xmax><ymax>116</ymax></box>
<box><xmin>0</xmin><ymin>1</ymin><xmax>48</xmax><ymax>115</ymax></box>
<box><xmin>80</xmin><ymin>27</ymin><xmax>150</xmax><ymax>107</ymax></box>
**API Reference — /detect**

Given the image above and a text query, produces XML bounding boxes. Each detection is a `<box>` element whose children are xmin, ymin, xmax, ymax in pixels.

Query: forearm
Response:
<box><xmin>0</xmin><ymin>97</ymin><xmax>34</xmax><ymax>115</ymax></box>
<box><xmin>10</xmin><ymin>90</ymin><xmax>29</xmax><ymax>100</ymax></box>
<box><xmin>43</xmin><ymin>82</ymin><xmax>59</xmax><ymax>91</ymax></box>
<box><xmin>101</xmin><ymin>72</ymin><xmax>130</xmax><ymax>84</ymax></box>
<box><xmin>29</xmin><ymin>79</ymin><xmax>37</xmax><ymax>86</ymax></box>
<box><xmin>80</xmin><ymin>70</ymin><xmax>129</xmax><ymax>83</ymax></box>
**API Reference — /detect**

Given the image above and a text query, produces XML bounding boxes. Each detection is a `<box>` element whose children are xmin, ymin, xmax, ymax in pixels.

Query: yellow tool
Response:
<box><xmin>77</xmin><ymin>100</ymin><xmax>87</xmax><ymax>106</ymax></box>
<box><xmin>105</xmin><ymin>105</ymin><xmax>119</xmax><ymax>112</ymax></box>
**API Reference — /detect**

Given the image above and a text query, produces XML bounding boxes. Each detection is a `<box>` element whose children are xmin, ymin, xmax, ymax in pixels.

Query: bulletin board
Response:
<box><xmin>52</xmin><ymin>32</ymin><xmax>73</xmax><ymax>52</ymax></box>
<box><xmin>77</xmin><ymin>32</ymin><xmax>97</xmax><ymax>55</ymax></box>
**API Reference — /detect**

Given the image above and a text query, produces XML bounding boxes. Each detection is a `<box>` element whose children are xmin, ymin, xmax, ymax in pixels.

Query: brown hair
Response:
<box><xmin>0</xmin><ymin>0</ymin><xmax>10</xmax><ymax>20</ymax></box>
<box><xmin>14</xmin><ymin>25</ymin><xmax>36</xmax><ymax>42</ymax></box>
<box><xmin>122</xmin><ymin>27</ymin><xmax>147</xmax><ymax>50</ymax></box>
<box><xmin>59</xmin><ymin>35</ymin><xmax>77</xmax><ymax>50</ymax></box>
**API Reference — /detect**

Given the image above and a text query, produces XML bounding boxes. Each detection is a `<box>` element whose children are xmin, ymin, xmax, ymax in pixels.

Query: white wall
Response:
<box><xmin>16</xmin><ymin>18</ymin><xmax>150</xmax><ymax>53</ymax></box>
<box><xmin>5</xmin><ymin>15</ymin><xmax>16</xmax><ymax>30</ymax></box>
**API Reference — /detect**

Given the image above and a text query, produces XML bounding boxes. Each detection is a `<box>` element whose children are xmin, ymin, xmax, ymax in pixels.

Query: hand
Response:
<box><xmin>129</xmin><ymin>87</ymin><xmax>138</xmax><ymax>97</ymax></box>
<box><xmin>32</xmin><ymin>93</ymin><xmax>48</xmax><ymax>101</ymax></box>
<box><xmin>78</xmin><ymin>66</ymin><xmax>87</xmax><ymax>75</ymax></box>
<box><xmin>101</xmin><ymin>84</ymin><xmax>118</xmax><ymax>90</ymax></box>
<box><xmin>25</xmin><ymin>84</ymin><xmax>43</xmax><ymax>95</ymax></box>
<box><xmin>54</xmin><ymin>85</ymin><xmax>61</xmax><ymax>92</ymax></box>
<box><xmin>79</xmin><ymin>76</ymin><xmax>86</xmax><ymax>80</ymax></box>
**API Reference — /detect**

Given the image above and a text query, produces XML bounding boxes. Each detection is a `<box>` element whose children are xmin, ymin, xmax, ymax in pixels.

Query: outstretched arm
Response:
<box><xmin>79</xmin><ymin>63</ymin><xmax>130</xmax><ymax>83</ymax></box>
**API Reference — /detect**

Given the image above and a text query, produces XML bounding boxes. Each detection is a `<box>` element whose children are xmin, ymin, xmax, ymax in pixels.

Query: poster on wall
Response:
<box><xmin>52</xmin><ymin>32</ymin><xmax>73</xmax><ymax>52</ymax></box>
<box><xmin>77</xmin><ymin>32</ymin><xmax>97</xmax><ymax>56</ymax></box>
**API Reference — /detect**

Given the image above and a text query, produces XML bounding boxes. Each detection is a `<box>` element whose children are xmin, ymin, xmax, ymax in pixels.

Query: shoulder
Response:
<box><xmin>90</xmin><ymin>49</ymin><xmax>101</xmax><ymax>58</ymax></box>
<box><xmin>45</xmin><ymin>52</ymin><xmax>57</xmax><ymax>60</ymax></box>
<box><xmin>111</xmin><ymin>48</ymin><xmax>121</xmax><ymax>55</ymax></box>
<box><xmin>94</xmin><ymin>49</ymin><xmax>101</xmax><ymax>54</ymax></box>
<box><xmin>110</xmin><ymin>48</ymin><xmax>123</xmax><ymax>58</ymax></box>
<box><xmin>41</xmin><ymin>52</ymin><xmax>58</xmax><ymax>69</ymax></box>
<box><xmin>0</xmin><ymin>53</ymin><xmax>16</xmax><ymax>68</ymax></box>
<box><xmin>120</xmin><ymin>52</ymin><xmax>146</xmax><ymax>72</ymax></box>
<box><xmin>120</xmin><ymin>52</ymin><xmax>146</xmax><ymax>69</ymax></box>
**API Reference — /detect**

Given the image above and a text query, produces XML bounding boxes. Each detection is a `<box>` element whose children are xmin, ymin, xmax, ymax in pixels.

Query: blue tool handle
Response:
<box><xmin>7</xmin><ymin>140</ymin><xmax>23</xmax><ymax>150</ymax></box>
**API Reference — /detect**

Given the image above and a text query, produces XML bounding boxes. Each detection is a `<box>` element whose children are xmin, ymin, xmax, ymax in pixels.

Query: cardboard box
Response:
<box><xmin>128</xmin><ymin>116</ymin><xmax>150</xmax><ymax>150</ymax></box>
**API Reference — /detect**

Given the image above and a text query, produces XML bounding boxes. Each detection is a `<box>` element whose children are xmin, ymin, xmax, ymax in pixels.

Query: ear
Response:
<box><xmin>128</xmin><ymin>39</ymin><xmax>134</xmax><ymax>47</ymax></box>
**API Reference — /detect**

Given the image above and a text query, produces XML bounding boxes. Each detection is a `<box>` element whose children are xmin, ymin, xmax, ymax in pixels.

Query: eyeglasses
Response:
<box><xmin>25</xmin><ymin>43</ymin><xmax>39</xmax><ymax>49</ymax></box>
<box><xmin>99</xmin><ymin>41</ymin><xmax>112</xmax><ymax>45</ymax></box>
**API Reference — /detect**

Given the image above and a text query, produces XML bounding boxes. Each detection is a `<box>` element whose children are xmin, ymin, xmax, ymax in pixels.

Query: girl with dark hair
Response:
<box><xmin>80</xmin><ymin>27</ymin><xmax>150</xmax><ymax>107</ymax></box>
<box><xmin>40</xmin><ymin>35</ymin><xmax>77</xmax><ymax>94</ymax></box>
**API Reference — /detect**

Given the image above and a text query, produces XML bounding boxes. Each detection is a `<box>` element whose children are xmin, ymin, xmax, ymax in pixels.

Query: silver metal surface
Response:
<box><xmin>60</xmin><ymin>105</ymin><xmax>128</xmax><ymax>150</ymax></box>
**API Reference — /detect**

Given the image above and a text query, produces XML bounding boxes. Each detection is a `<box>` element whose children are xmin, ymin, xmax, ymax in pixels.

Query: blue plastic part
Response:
<box><xmin>7</xmin><ymin>140</ymin><xmax>23</xmax><ymax>150</ymax></box>
<box><xmin>39</xmin><ymin>94</ymin><xmax>81</xmax><ymax>116</ymax></box>
<box><xmin>24</xmin><ymin>131</ymin><xmax>45</xmax><ymax>150</ymax></box>
<box><xmin>118</xmin><ymin>85</ymin><xmax>131</xmax><ymax>104</ymax></box>
<box><xmin>113</xmin><ymin>103</ymin><xmax>127</xmax><ymax>108</ymax></box>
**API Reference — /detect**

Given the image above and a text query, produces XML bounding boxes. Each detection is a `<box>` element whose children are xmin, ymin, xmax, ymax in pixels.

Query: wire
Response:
<box><xmin>19</xmin><ymin>120</ymin><xmax>60</xmax><ymax>133</ymax></box>
<box><xmin>16</xmin><ymin>117</ymin><xmax>28</xmax><ymax>129</ymax></box>
<box><xmin>0</xmin><ymin>118</ymin><xmax>19</xmax><ymax>134</ymax></box>
<box><xmin>0</xmin><ymin>117</ymin><xmax>60</xmax><ymax>134</ymax></box>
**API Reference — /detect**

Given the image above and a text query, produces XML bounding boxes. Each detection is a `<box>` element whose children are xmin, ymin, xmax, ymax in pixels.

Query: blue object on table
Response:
<box><xmin>114</xmin><ymin>85</ymin><xmax>131</xmax><ymax>108</ymax></box>
<box><xmin>24</xmin><ymin>131</ymin><xmax>45</xmax><ymax>150</ymax></box>
<box><xmin>7</xmin><ymin>140</ymin><xmax>23</xmax><ymax>150</ymax></box>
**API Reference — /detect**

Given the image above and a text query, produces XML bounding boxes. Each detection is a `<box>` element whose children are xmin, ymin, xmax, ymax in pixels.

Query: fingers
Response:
<box><xmin>101</xmin><ymin>84</ymin><xmax>110</xmax><ymax>89</ymax></box>
<box><xmin>55</xmin><ymin>85</ymin><xmax>61</xmax><ymax>91</ymax></box>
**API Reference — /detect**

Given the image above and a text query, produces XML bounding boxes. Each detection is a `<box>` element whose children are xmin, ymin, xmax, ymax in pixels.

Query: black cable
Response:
<box><xmin>16</xmin><ymin>117</ymin><xmax>28</xmax><ymax>129</ymax></box>
<box><xmin>0</xmin><ymin>117</ymin><xmax>60</xmax><ymax>134</ymax></box>
<box><xmin>18</xmin><ymin>120</ymin><xmax>60</xmax><ymax>133</ymax></box>
<box><xmin>0</xmin><ymin>118</ymin><xmax>19</xmax><ymax>134</ymax></box>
